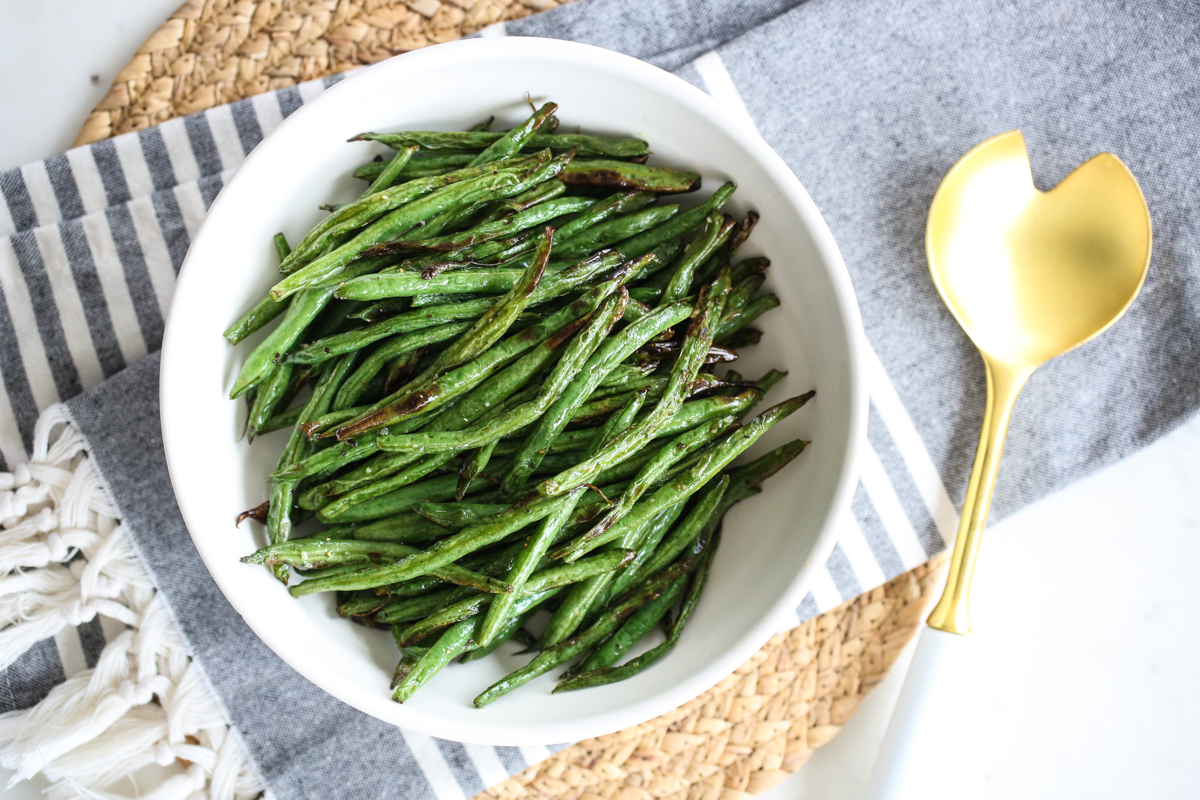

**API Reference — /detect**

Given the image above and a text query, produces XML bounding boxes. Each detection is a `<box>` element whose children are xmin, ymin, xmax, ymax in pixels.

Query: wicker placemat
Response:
<box><xmin>79</xmin><ymin>2</ymin><xmax>948</xmax><ymax>794</ymax></box>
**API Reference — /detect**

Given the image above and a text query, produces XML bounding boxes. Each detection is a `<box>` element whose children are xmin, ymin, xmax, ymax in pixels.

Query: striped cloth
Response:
<box><xmin>2</xmin><ymin>0</ymin><xmax>1197</xmax><ymax>796</ymax></box>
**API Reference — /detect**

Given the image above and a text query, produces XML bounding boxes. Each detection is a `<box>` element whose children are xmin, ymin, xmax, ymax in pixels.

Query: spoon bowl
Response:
<box><xmin>928</xmin><ymin>130</ymin><xmax>1151</xmax><ymax>368</ymax></box>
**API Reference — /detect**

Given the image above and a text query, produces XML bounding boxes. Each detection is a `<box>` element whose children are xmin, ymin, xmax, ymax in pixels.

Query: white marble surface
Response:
<box><xmin>2</xmin><ymin>3</ymin><xmax>1198</xmax><ymax>797</ymax></box>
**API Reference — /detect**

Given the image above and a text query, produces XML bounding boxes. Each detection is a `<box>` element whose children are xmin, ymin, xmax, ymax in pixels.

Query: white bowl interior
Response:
<box><xmin>161</xmin><ymin>37</ymin><xmax>866</xmax><ymax>745</ymax></box>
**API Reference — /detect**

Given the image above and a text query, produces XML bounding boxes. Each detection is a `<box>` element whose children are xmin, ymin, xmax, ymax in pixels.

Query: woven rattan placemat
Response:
<box><xmin>79</xmin><ymin>2</ymin><xmax>948</xmax><ymax>795</ymax></box>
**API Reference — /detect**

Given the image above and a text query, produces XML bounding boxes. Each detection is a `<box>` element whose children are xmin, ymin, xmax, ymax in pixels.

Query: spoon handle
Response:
<box><xmin>926</xmin><ymin>356</ymin><xmax>1031</xmax><ymax>634</ymax></box>
<box><xmin>863</xmin><ymin>357</ymin><xmax>1031</xmax><ymax>798</ymax></box>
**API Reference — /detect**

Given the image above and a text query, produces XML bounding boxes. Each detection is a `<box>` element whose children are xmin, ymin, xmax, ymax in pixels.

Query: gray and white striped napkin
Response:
<box><xmin>2</xmin><ymin>0</ymin><xmax>1197</xmax><ymax>797</ymax></box>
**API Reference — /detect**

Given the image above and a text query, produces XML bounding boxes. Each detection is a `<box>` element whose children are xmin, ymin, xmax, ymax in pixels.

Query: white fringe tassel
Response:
<box><xmin>0</xmin><ymin>405</ymin><xmax>266</xmax><ymax>799</ymax></box>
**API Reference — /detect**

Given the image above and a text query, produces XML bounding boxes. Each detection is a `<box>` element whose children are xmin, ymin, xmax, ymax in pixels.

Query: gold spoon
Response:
<box><xmin>866</xmin><ymin>130</ymin><xmax>1151</xmax><ymax>797</ymax></box>
<box><xmin>926</xmin><ymin>130</ymin><xmax>1151</xmax><ymax>634</ymax></box>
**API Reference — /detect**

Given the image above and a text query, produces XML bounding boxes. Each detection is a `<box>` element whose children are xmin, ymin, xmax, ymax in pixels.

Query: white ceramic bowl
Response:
<box><xmin>161</xmin><ymin>37</ymin><xmax>866</xmax><ymax>745</ymax></box>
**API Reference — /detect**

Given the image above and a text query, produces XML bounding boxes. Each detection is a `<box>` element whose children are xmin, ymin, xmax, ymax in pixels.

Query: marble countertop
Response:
<box><xmin>2</xmin><ymin>3</ymin><xmax>1197</xmax><ymax>797</ymax></box>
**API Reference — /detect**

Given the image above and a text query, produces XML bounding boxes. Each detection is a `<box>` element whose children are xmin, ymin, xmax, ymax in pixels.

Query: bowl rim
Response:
<box><xmin>160</xmin><ymin>35</ymin><xmax>869</xmax><ymax>745</ymax></box>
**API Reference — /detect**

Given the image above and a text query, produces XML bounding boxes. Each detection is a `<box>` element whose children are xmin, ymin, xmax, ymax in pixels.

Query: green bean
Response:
<box><xmin>730</xmin><ymin>255</ymin><xmax>771</xmax><ymax>285</ymax></box>
<box><xmin>616</xmin><ymin>181</ymin><xmax>737</xmax><ymax>259</ymax></box>
<box><xmin>247</xmin><ymin>361</ymin><xmax>293</xmax><ymax>437</ymax></box>
<box><xmin>539</xmin><ymin>570</ymin><xmax>615</xmax><ymax>648</ymax></box>
<box><xmin>460</xmin><ymin>607</ymin><xmax>537</xmax><ymax>662</ymax></box>
<box><xmin>574</xmin><ymin>415</ymin><xmax>736</xmax><ymax>550</ymax></box>
<box><xmin>296</xmin><ymin>406</ymin><xmax>368</xmax><ymax>441</ymax></box>
<box><xmin>551</xmin><ymin>392</ymin><xmax>813</xmax><ymax>561</ymax></box>
<box><xmin>638</xmin><ymin>239</ymin><xmax>685</xmax><ymax>282</ymax></box>
<box><xmin>362</xmin><ymin>145</ymin><xmax>418</xmax><ymax>196</ymax></box>
<box><xmin>319</xmin><ymin>472</ymin><xmax>495</xmax><ymax>523</ymax></box>
<box><xmin>582</xmin><ymin>576</ymin><xmax>687</xmax><ymax>672</ymax></box>
<box><xmin>471</xmin><ymin>102</ymin><xmax>557</xmax><ymax>166</ymax></box>
<box><xmin>735</xmin><ymin>370</ymin><xmax>787</xmax><ymax>419</ymax></box>
<box><xmin>575</xmin><ymin>370</ymin><xmax>733</xmax><ymax>424</ymax></box>
<box><xmin>551</xmin><ymin>191</ymin><xmax>657</xmax><ymax>245</ymax></box>
<box><xmin>540</xmin><ymin>469</ymin><xmax>680</xmax><ymax>647</ymax></box>
<box><xmin>500</xmin><ymin>298</ymin><xmax>691</xmax><ymax>493</ymax></box>
<box><xmin>560</xmin><ymin>159</ymin><xmax>700</xmax><ymax>194</ymax></box>
<box><xmin>394</xmin><ymin>596</ymin><xmax>490</xmax><ymax>647</ymax></box>
<box><xmin>385</xmin><ymin>191</ymin><xmax>651</xmax><ymax>279</ymax></box>
<box><xmin>491</xmin><ymin>391</ymin><xmax>758</xmax><ymax>464</ymax></box>
<box><xmin>391</xmin><ymin>648</ymin><xmax>421</xmax><ymax>689</ymax></box>
<box><xmin>722</xmin><ymin>211</ymin><xmax>759</xmax><ymax>262</ymax></box>
<box><xmin>350</xmin><ymin>298</ymin><xmax>408</xmax><ymax>322</ymax></box>
<box><xmin>598</xmin><ymin>363</ymin><xmax>656</xmax><ymax>389</ymax></box>
<box><xmin>456</xmin><ymin>441</ymin><xmax>497</xmax><ymax>500</ymax></box>
<box><xmin>335</xmin><ymin>338</ymin><xmax>425</xmax><ymax>411</ymax></box>
<box><xmin>586</xmin><ymin>389</ymin><xmax>761</xmax><ymax>447</ymax></box>
<box><xmin>396</xmin><ymin>547</ymin><xmax>632</xmax><ymax>647</ymax></box>
<box><xmin>334</xmin><ymin>268</ymin><xmax>505</xmax><ymax>301</ymax></box>
<box><xmin>538</xmin><ymin>271</ymin><xmax>729</xmax><ymax>496</ymax></box>
<box><xmin>724</xmin><ymin>437</ymin><xmax>810</xmax><ymax>503</ymax></box>
<box><xmin>473</xmin><ymin>553</ymin><xmax>699</xmax><ymax>707</ymax></box>
<box><xmin>350</xmin><ymin>514</ymin><xmax>448</xmax><ymax>544</ymax></box>
<box><xmin>540</xmin><ymin>478</ymin><xmax>673</xmax><ymax>649</ymax></box>
<box><xmin>256</xmin><ymin>406</ymin><xmax>303</xmax><ymax>436</ymax></box>
<box><xmin>291</xmin><ymin>303</ymin><xmax>495</xmax><ymax>365</ymax></box>
<box><xmin>660</xmin><ymin>214</ymin><xmax>736</xmax><ymax>307</ymax></box>
<box><xmin>356</xmin><ymin>130</ymin><xmax>649</xmax><ymax>158</ymax></box>
<box><xmin>692</xmin><ymin>212</ymin><xmax>760</xmax><ymax>289</ymax></box>
<box><xmin>393</xmin><ymin>618</ymin><xmax>476</xmax><ymax>702</ymax></box>
<box><xmin>617</xmin><ymin>475</ymin><xmax>727</xmax><ymax>584</ymax></box>
<box><xmin>271</xmin><ymin>157</ymin><xmax>559</xmax><ymax>300</ymax></box>
<box><xmin>568</xmin><ymin>383</ymin><xmax>662</xmax><ymax>425</ymax></box>
<box><xmin>306</xmin><ymin>353</ymin><xmax>541</xmax><ymax>509</ymax></box>
<box><xmin>716</xmin><ymin>293</ymin><xmax>779</xmax><ymax>341</ymax></box>
<box><xmin>317</xmin><ymin>451</ymin><xmax>458</xmax><ymax>521</ymax></box>
<box><xmin>393</xmin><ymin>585</ymin><xmax>564</xmax><ymax>702</ymax></box>
<box><xmin>627</xmin><ymin>285</ymin><xmax>662</xmax><ymax>305</ymax></box>
<box><xmin>556</xmin><ymin>533</ymin><xmax>719</xmax><ymax>693</ymax></box>
<box><xmin>223</xmin><ymin>235</ymin><xmax>293</xmax><ymax>344</ymax></box>
<box><xmin>245</xmin><ymin>536</ymin><xmax>466</xmax><ymax>574</ymax></box>
<box><xmin>415</xmin><ymin>502</ymin><xmax>509</xmax><ymax>530</ymax></box>
<box><xmin>273</xmin><ymin>232</ymin><xmax>292</xmax><ymax>262</ymax></box>
<box><xmin>376</xmin><ymin>586</ymin><xmax>477</xmax><ymax>624</ymax></box>
<box><xmin>378</xmin><ymin>197</ymin><xmax>592</xmax><ymax>254</ymax></box>
<box><xmin>380</xmin><ymin>573</ymin><xmax>449</xmax><ymax>599</ymax></box>
<box><xmin>284</xmin><ymin>537</ymin><xmax>511</xmax><ymax>595</ymax></box>
<box><xmin>478</xmin><ymin>487</ymin><xmax>584</xmax><ymax>647</ymax></box>
<box><xmin>722</xmin><ymin>273</ymin><xmax>767</xmax><ymax>318</ymax></box>
<box><xmin>490</xmin><ymin>179</ymin><xmax>567</xmax><ymax>215</ymax></box>
<box><xmin>606</xmin><ymin>500</ymin><xmax>687</xmax><ymax>598</ymax></box>
<box><xmin>354</xmin><ymin>153</ymin><xmax>474</xmax><ymax>181</ymax></box>
<box><xmin>274</xmin><ymin>388</ymin><xmax>463</xmax><ymax>483</ymax></box>
<box><xmin>555</xmin><ymin>204</ymin><xmax>680</xmax><ymax>261</ymax></box>
<box><xmin>224</xmin><ymin>294</ymin><xmax>291</xmax><ymax>345</ymax></box>
<box><xmin>265</xmin><ymin>481</ymin><xmax>295</xmax><ymax>584</ymax></box>
<box><xmin>283</xmin><ymin>152</ymin><xmax>542</xmax><ymax>273</ymax></box>
<box><xmin>721</xmin><ymin>329</ymin><xmax>760</xmax><ymax>348</ymax></box>
<box><xmin>249</xmin><ymin>538</ymin><xmax>510</xmax><ymax>593</ymax></box>
<box><xmin>229</xmin><ymin>257</ymin><xmax>381</xmax><ymax>398</ymax></box>
<box><xmin>338</xmin><ymin>593</ymin><xmax>390</xmax><ymax>617</ymax></box>
<box><xmin>587</xmin><ymin>388</ymin><xmax>648</xmax><ymax>457</ymax></box>
<box><xmin>376</xmin><ymin>291</ymin><xmax>627</xmax><ymax>453</ymax></box>
<box><xmin>332</xmin><ymin>490</ymin><xmax>578</xmax><ymax>589</ymax></box>
<box><xmin>260</xmin><ymin>356</ymin><xmax>351</xmax><ymax>579</ymax></box>
<box><xmin>414</xmin><ymin>230</ymin><xmax>551</xmax><ymax>380</ymax></box>
<box><xmin>331</xmin><ymin>254</ymin><xmax>627</xmax><ymax>441</ymax></box>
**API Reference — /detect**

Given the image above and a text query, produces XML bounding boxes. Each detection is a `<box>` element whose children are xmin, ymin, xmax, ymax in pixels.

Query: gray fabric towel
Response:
<box><xmin>1</xmin><ymin>1</ymin><xmax>1196</xmax><ymax>797</ymax></box>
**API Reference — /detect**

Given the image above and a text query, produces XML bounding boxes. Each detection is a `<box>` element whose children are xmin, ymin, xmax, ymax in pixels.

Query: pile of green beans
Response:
<box><xmin>228</xmin><ymin>102</ymin><xmax>814</xmax><ymax>706</ymax></box>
